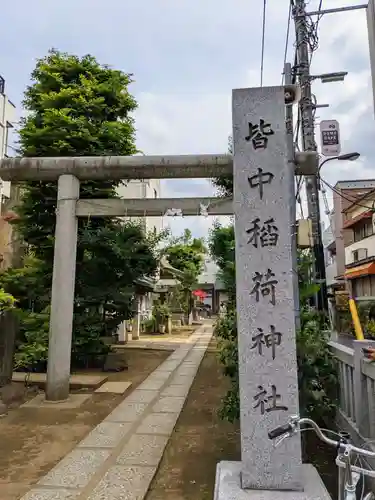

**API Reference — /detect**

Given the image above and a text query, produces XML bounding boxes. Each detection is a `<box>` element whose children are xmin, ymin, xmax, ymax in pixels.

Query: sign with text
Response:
<box><xmin>320</xmin><ymin>119</ymin><xmax>341</xmax><ymax>157</ymax></box>
<box><xmin>232</xmin><ymin>86</ymin><xmax>302</xmax><ymax>490</ymax></box>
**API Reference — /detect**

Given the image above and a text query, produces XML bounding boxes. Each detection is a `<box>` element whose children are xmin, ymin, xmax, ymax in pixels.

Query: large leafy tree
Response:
<box><xmin>4</xmin><ymin>50</ymin><xmax>158</xmax><ymax>365</ymax></box>
<box><xmin>164</xmin><ymin>229</ymin><xmax>205</xmax><ymax>314</ymax></box>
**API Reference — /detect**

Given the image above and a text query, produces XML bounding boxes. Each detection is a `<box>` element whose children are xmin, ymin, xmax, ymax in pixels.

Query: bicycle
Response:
<box><xmin>268</xmin><ymin>416</ymin><xmax>375</xmax><ymax>500</ymax></box>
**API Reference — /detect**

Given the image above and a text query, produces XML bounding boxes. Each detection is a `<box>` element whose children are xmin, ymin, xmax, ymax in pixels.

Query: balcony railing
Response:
<box><xmin>330</xmin><ymin>338</ymin><xmax>375</xmax><ymax>441</ymax></box>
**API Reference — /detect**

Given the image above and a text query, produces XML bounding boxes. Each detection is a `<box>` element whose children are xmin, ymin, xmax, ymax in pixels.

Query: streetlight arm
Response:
<box><xmin>306</xmin><ymin>4</ymin><xmax>367</xmax><ymax>17</ymax></box>
<box><xmin>318</xmin><ymin>156</ymin><xmax>337</xmax><ymax>172</ymax></box>
<box><xmin>318</xmin><ymin>152</ymin><xmax>360</xmax><ymax>172</ymax></box>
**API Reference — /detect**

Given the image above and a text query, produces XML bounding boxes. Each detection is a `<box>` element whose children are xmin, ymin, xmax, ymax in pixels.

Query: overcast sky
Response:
<box><xmin>1</xmin><ymin>0</ymin><xmax>374</xmax><ymax>238</ymax></box>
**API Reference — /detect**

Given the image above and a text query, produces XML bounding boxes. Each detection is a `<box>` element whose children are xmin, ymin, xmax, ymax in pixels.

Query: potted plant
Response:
<box><xmin>153</xmin><ymin>303</ymin><xmax>171</xmax><ymax>334</ymax></box>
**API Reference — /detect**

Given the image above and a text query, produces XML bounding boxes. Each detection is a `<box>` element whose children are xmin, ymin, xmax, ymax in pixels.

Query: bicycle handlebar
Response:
<box><xmin>268</xmin><ymin>417</ymin><xmax>375</xmax><ymax>458</ymax></box>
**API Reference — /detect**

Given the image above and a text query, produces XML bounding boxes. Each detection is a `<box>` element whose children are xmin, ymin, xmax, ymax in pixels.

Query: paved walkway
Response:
<box><xmin>117</xmin><ymin>335</ymin><xmax>194</xmax><ymax>352</ymax></box>
<box><xmin>22</xmin><ymin>322</ymin><xmax>213</xmax><ymax>500</ymax></box>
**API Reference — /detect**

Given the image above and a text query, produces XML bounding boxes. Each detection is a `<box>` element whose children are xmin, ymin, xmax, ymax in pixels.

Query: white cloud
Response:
<box><xmin>2</xmin><ymin>0</ymin><xmax>375</xmax><ymax>238</ymax></box>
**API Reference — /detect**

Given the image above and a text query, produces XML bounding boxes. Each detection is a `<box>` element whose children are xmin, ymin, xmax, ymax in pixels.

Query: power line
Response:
<box><xmin>260</xmin><ymin>0</ymin><xmax>267</xmax><ymax>86</ymax></box>
<box><xmin>319</xmin><ymin>177</ymin><xmax>375</xmax><ymax>211</ymax></box>
<box><xmin>281</xmin><ymin>1</ymin><xmax>293</xmax><ymax>85</ymax></box>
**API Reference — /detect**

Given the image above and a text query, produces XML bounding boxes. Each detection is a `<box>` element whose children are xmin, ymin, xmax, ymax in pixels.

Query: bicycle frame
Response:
<box><xmin>336</xmin><ymin>453</ymin><xmax>375</xmax><ymax>500</ymax></box>
<box><xmin>269</xmin><ymin>416</ymin><xmax>375</xmax><ymax>500</ymax></box>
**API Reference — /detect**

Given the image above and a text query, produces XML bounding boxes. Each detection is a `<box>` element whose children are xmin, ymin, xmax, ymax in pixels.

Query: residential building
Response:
<box><xmin>197</xmin><ymin>256</ymin><xmax>227</xmax><ymax>313</ymax></box>
<box><xmin>322</xmin><ymin>217</ymin><xmax>338</xmax><ymax>290</ymax></box>
<box><xmin>332</xmin><ymin>180</ymin><xmax>375</xmax><ymax>281</ymax></box>
<box><xmin>0</xmin><ymin>76</ymin><xmax>16</xmax><ymax>269</ymax></box>
<box><xmin>116</xmin><ymin>179</ymin><xmax>163</xmax><ymax>235</ymax></box>
<box><xmin>342</xmin><ymin>188</ymin><xmax>375</xmax><ymax>300</ymax></box>
<box><xmin>323</xmin><ymin>180</ymin><xmax>375</xmax><ymax>293</ymax></box>
<box><xmin>0</xmin><ymin>75</ymin><xmax>15</xmax><ymax>200</ymax></box>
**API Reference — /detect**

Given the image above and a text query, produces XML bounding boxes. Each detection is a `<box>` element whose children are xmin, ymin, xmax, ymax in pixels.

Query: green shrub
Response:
<box><xmin>214</xmin><ymin>310</ymin><xmax>239</xmax><ymax>422</ymax></box>
<box><xmin>297</xmin><ymin>308</ymin><xmax>337</xmax><ymax>420</ymax></box>
<box><xmin>13</xmin><ymin>308</ymin><xmax>50</xmax><ymax>371</ymax></box>
<box><xmin>214</xmin><ymin>307</ymin><xmax>337</xmax><ymax>423</ymax></box>
<box><xmin>0</xmin><ymin>288</ymin><xmax>16</xmax><ymax>311</ymax></box>
<box><xmin>142</xmin><ymin>317</ymin><xmax>156</xmax><ymax>333</ymax></box>
<box><xmin>152</xmin><ymin>303</ymin><xmax>171</xmax><ymax>326</ymax></box>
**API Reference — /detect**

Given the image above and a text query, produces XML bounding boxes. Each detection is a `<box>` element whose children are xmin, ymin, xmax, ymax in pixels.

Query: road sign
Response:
<box><xmin>320</xmin><ymin>119</ymin><xmax>341</xmax><ymax>157</ymax></box>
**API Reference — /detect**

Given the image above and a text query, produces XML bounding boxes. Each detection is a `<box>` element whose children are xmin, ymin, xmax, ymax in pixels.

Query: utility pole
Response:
<box><xmin>293</xmin><ymin>0</ymin><xmax>328</xmax><ymax>311</ymax></box>
<box><xmin>285</xmin><ymin>62</ymin><xmax>301</xmax><ymax>331</ymax></box>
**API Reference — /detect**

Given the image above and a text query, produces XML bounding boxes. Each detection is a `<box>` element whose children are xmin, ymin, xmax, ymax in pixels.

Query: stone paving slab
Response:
<box><xmin>78</xmin><ymin>422</ymin><xmax>132</xmax><ymax>449</ymax></box>
<box><xmin>135</xmin><ymin>412</ymin><xmax>179</xmax><ymax>436</ymax></box>
<box><xmin>19</xmin><ymin>322</ymin><xmax>213</xmax><ymax>500</ymax></box>
<box><xmin>161</xmin><ymin>384</ymin><xmax>191</xmax><ymax>398</ymax></box>
<box><xmin>116</xmin><ymin>343</ymin><xmax>175</xmax><ymax>351</ymax></box>
<box><xmin>152</xmin><ymin>396</ymin><xmax>185</xmax><ymax>413</ymax></box>
<box><xmin>174</xmin><ymin>366</ymin><xmax>198</xmax><ymax>377</ymax></box>
<box><xmin>116</xmin><ymin>434</ymin><xmax>169</xmax><ymax>467</ymax></box>
<box><xmin>137</xmin><ymin>377</ymin><xmax>167</xmax><ymax>391</ymax></box>
<box><xmin>125</xmin><ymin>389</ymin><xmax>159</xmax><ymax>404</ymax></box>
<box><xmin>145</xmin><ymin>370</ymin><xmax>173</xmax><ymax>382</ymax></box>
<box><xmin>94</xmin><ymin>381</ymin><xmax>132</xmax><ymax>394</ymax></box>
<box><xmin>38</xmin><ymin>449</ymin><xmax>110</xmax><ymax>488</ymax></box>
<box><xmin>105</xmin><ymin>402</ymin><xmax>149</xmax><ymax>423</ymax></box>
<box><xmin>170</xmin><ymin>373</ymin><xmax>195</xmax><ymax>386</ymax></box>
<box><xmin>21</xmin><ymin>490</ymin><xmax>81</xmax><ymax>500</ymax></box>
<box><xmin>86</xmin><ymin>465</ymin><xmax>156</xmax><ymax>500</ymax></box>
<box><xmin>152</xmin><ymin>361</ymin><xmax>181</xmax><ymax>373</ymax></box>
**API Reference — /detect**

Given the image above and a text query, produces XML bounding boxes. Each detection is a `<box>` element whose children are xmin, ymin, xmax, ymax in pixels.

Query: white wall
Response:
<box><xmin>345</xmin><ymin>235</ymin><xmax>375</xmax><ymax>265</ymax></box>
<box><xmin>116</xmin><ymin>179</ymin><xmax>163</xmax><ymax>235</ymax></box>
<box><xmin>326</xmin><ymin>261</ymin><xmax>338</xmax><ymax>286</ymax></box>
<box><xmin>0</xmin><ymin>90</ymin><xmax>16</xmax><ymax>199</ymax></box>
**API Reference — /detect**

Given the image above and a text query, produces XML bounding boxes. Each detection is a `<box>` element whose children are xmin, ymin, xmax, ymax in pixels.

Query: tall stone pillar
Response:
<box><xmin>46</xmin><ymin>175</ymin><xmax>79</xmax><ymax>402</ymax></box>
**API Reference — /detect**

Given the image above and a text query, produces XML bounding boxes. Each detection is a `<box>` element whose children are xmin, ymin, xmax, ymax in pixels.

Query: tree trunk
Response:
<box><xmin>0</xmin><ymin>311</ymin><xmax>18</xmax><ymax>387</ymax></box>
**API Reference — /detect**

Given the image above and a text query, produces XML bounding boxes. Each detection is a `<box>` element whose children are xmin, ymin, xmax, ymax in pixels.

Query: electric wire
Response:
<box><xmin>260</xmin><ymin>0</ymin><xmax>267</xmax><ymax>86</ymax></box>
<box><xmin>319</xmin><ymin>176</ymin><xmax>375</xmax><ymax>212</ymax></box>
<box><xmin>281</xmin><ymin>1</ymin><xmax>293</xmax><ymax>85</ymax></box>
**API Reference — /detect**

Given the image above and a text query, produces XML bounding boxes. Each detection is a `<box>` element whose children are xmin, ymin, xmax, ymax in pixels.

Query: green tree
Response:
<box><xmin>208</xmin><ymin>222</ymin><xmax>235</xmax><ymax>304</ymax></box>
<box><xmin>212</xmin><ymin>135</ymin><xmax>233</xmax><ymax>197</ymax></box>
<box><xmin>209</xmin><ymin>221</ymin><xmax>337</xmax><ymax>423</ymax></box>
<box><xmin>4</xmin><ymin>50</ymin><xmax>159</xmax><ymax>367</ymax></box>
<box><xmin>164</xmin><ymin>229</ymin><xmax>206</xmax><ymax>314</ymax></box>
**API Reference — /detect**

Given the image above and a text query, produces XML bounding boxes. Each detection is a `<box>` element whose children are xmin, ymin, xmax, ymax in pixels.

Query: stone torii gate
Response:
<box><xmin>0</xmin><ymin>141</ymin><xmax>315</xmax><ymax>404</ymax></box>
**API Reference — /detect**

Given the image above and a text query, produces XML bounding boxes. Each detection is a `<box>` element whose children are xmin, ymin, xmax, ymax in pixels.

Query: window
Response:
<box><xmin>354</xmin><ymin>220</ymin><xmax>373</xmax><ymax>242</ymax></box>
<box><xmin>353</xmin><ymin>276</ymin><xmax>374</xmax><ymax>298</ymax></box>
<box><xmin>352</xmin><ymin>248</ymin><xmax>368</xmax><ymax>262</ymax></box>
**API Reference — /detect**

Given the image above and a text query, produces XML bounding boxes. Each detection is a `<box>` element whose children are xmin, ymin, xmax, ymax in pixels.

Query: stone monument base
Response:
<box><xmin>214</xmin><ymin>462</ymin><xmax>332</xmax><ymax>500</ymax></box>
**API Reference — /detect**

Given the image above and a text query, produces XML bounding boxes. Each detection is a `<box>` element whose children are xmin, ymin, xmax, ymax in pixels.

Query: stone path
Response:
<box><xmin>116</xmin><ymin>335</ymin><xmax>195</xmax><ymax>352</ymax></box>
<box><xmin>21</xmin><ymin>322</ymin><xmax>213</xmax><ymax>500</ymax></box>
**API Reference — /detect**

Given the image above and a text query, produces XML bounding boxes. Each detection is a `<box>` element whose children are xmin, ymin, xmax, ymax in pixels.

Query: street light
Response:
<box><xmin>313</xmin><ymin>152</ymin><xmax>361</xmax><ymax>312</ymax></box>
<box><xmin>319</xmin><ymin>152</ymin><xmax>360</xmax><ymax>172</ymax></box>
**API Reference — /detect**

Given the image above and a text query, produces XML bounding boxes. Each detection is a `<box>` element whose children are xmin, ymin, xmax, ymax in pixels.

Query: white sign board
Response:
<box><xmin>320</xmin><ymin>119</ymin><xmax>341</xmax><ymax>157</ymax></box>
